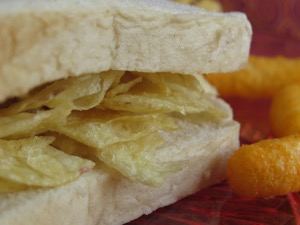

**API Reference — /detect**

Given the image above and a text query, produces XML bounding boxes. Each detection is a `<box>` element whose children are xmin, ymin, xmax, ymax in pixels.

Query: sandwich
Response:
<box><xmin>0</xmin><ymin>0</ymin><xmax>252</xmax><ymax>224</ymax></box>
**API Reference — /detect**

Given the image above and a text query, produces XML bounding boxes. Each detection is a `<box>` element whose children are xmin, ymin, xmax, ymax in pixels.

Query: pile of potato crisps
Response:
<box><xmin>0</xmin><ymin>71</ymin><xmax>224</xmax><ymax>192</ymax></box>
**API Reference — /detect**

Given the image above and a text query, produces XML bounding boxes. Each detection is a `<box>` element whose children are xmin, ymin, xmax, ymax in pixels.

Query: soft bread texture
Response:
<box><xmin>0</xmin><ymin>99</ymin><xmax>239</xmax><ymax>225</ymax></box>
<box><xmin>0</xmin><ymin>1</ymin><xmax>249</xmax><ymax>224</ymax></box>
<box><xmin>0</xmin><ymin>0</ymin><xmax>251</xmax><ymax>102</ymax></box>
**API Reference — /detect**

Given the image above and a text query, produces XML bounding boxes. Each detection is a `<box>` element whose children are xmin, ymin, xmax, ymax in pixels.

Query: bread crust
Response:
<box><xmin>0</xmin><ymin>0</ymin><xmax>252</xmax><ymax>102</ymax></box>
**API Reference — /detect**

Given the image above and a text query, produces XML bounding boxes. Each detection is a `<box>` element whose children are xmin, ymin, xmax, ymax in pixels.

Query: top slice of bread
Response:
<box><xmin>0</xmin><ymin>0</ymin><xmax>252</xmax><ymax>103</ymax></box>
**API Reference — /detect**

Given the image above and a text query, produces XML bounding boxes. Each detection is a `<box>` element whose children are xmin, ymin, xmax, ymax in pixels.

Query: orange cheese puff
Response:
<box><xmin>270</xmin><ymin>84</ymin><xmax>300</xmax><ymax>137</ymax></box>
<box><xmin>172</xmin><ymin>0</ymin><xmax>222</xmax><ymax>11</ymax></box>
<box><xmin>172</xmin><ymin>0</ymin><xmax>193</xmax><ymax>4</ymax></box>
<box><xmin>227</xmin><ymin>135</ymin><xmax>300</xmax><ymax>198</ymax></box>
<box><xmin>205</xmin><ymin>56</ymin><xmax>300</xmax><ymax>99</ymax></box>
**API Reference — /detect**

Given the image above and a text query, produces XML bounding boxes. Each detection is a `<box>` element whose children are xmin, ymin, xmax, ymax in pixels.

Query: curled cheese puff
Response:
<box><xmin>205</xmin><ymin>56</ymin><xmax>300</xmax><ymax>99</ymax></box>
<box><xmin>270</xmin><ymin>83</ymin><xmax>300</xmax><ymax>137</ymax></box>
<box><xmin>227</xmin><ymin>135</ymin><xmax>300</xmax><ymax>198</ymax></box>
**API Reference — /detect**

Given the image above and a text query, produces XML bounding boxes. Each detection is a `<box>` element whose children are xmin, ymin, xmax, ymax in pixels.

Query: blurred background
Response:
<box><xmin>174</xmin><ymin>0</ymin><xmax>300</xmax><ymax>57</ymax></box>
<box><xmin>220</xmin><ymin>0</ymin><xmax>300</xmax><ymax>57</ymax></box>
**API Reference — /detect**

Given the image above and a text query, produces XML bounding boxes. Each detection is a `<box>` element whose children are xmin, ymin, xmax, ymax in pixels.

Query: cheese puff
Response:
<box><xmin>172</xmin><ymin>0</ymin><xmax>222</xmax><ymax>11</ymax></box>
<box><xmin>205</xmin><ymin>56</ymin><xmax>300</xmax><ymax>99</ymax></box>
<box><xmin>172</xmin><ymin>0</ymin><xmax>194</xmax><ymax>4</ymax></box>
<box><xmin>270</xmin><ymin>83</ymin><xmax>300</xmax><ymax>137</ymax></box>
<box><xmin>193</xmin><ymin>0</ymin><xmax>222</xmax><ymax>11</ymax></box>
<box><xmin>227</xmin><ymin>135</ymin><xmax>300</xmax><ymax>198</ymax></box>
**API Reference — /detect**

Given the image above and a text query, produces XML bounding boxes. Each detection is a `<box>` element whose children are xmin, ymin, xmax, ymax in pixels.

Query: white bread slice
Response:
<box><xmin>0</xmin><ymin>1</ymin><xmax>249</xmax><ymax>224</ymax></box>
<box><xmin>0</xmin><ymin>0</ymin><xmax>251</xmax><ymax>102</ymax></box>
<box><xmin>0</xmin><ymin>98</ymin><xmax>239</xmax><ymax>225</ymax></box>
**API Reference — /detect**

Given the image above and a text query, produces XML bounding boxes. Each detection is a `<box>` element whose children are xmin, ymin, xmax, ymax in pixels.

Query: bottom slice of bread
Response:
<box><xmin>0</xmin><ymin>98</ymin><xmax>239</xmax><ymax>225</ymax></box>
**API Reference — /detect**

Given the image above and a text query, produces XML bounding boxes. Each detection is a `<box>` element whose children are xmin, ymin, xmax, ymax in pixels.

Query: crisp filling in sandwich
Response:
<box><xmin>0</xmin><ymin>0</ymin><xmax>252</xmax><ymax>224</ymax></box>
<box><xmin>0</xmin><ymin>70</ymin><xmax>228</xmax><ymax>190</ymax></box>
